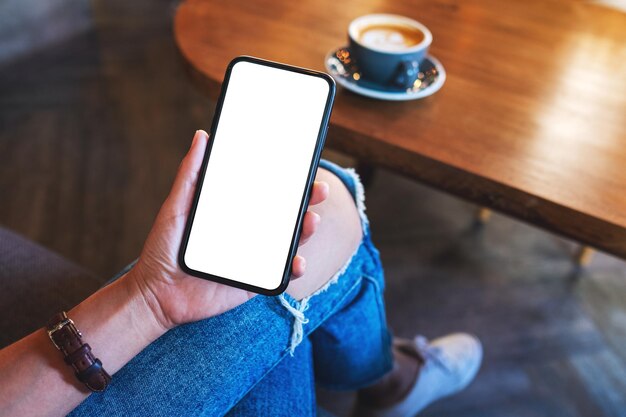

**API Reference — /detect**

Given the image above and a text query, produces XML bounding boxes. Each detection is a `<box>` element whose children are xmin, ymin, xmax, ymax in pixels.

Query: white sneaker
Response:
<box><xmin>354</xmin><ymin>333</ymin><xmax>483</xmax><ymax>417</ymax></box>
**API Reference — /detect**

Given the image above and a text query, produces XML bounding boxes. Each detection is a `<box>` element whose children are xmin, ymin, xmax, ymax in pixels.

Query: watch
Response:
<box><xmin>47</xmin><ymin>312</ymin><xmax>111</xmax><ymax>392</ymax></box>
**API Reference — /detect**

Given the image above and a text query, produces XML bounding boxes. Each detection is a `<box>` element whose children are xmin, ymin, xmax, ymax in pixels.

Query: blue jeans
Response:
<box><xmin>70</xmin><ymin>160</ymin><xmax>393</xmax><ymax>417</ymax></box>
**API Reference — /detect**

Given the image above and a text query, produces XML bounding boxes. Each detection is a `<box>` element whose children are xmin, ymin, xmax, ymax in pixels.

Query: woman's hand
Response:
<box><xmin>127</xmin><ymin>130</ymin><xmax>329</xmax><ymax>330</ymax></box>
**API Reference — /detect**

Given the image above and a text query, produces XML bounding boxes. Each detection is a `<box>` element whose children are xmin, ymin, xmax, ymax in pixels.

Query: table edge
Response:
<box><xmin>172</xmin><ymin>13</ymin><xmax>626</xmax><ymax>260</ymax></box>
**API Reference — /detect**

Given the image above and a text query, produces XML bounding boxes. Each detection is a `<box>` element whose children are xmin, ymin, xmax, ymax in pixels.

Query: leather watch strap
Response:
<box><xmin>47</xmin><ymin>312</ymin><xmax>111</xmax><ymax>392</ymax></box>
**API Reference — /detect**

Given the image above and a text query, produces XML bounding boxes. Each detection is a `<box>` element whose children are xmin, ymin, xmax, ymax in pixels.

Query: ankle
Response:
<box><xmin>358</xmin><ymin>349</ymin><xmax>421</xmax><ymax>408</ymax></box>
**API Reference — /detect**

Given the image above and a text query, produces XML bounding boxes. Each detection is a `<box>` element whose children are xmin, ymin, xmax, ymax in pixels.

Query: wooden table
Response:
<box><xmin>174</xmin><ymin>0</ymin><xmax>626</xmax><ymax>259</ymax></box>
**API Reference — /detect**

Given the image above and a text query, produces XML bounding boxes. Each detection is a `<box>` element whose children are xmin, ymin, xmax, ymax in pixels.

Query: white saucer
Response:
<box><xmin>325</xmin><ymin>47</ymin><xmax>446</xmax><ymax>101</ymax></box>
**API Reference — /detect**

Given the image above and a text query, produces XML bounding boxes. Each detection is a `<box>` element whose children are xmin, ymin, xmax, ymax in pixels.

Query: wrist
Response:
<box><xmin>120</xmin><ymin>269</ymin><xmax>172</xmax><ymax>340</ymax></box>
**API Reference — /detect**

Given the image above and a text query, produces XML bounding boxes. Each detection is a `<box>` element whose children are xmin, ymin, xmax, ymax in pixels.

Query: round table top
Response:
<box><xmin>175</xmin><ymin>0</ymin><xmax>626</xmax><ymax>258</ymax></box>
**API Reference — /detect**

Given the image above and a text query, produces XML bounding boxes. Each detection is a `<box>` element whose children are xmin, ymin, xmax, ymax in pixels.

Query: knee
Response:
<box><xmin>315</xmin><ymin>167</ymin><xmax>364</xmax><ymax>246</ymax></box>
<box><xmin>286</xmin><ymin>167</ymin><xmax>364</xmax><ymax>300</ymax></box>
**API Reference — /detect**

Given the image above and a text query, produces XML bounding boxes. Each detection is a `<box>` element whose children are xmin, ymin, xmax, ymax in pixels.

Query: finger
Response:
<box><xmin>298</xmin><ymin>211</ymin><xmax>320</xmax><ymax>246</ymax></box>
<box><xmin>291</xmin><ymin>255</ymin><xmax>306</xmax><ymax>278</ymax></box>
<box><xmin>164</xmin><ymin>130</ymin><xmax>209</xmax><ymax>215</ymax></box>
<box><xmin>309</xmin><ymin>181</ymin><xmax>329</xmax><ymax>206</ymax></box>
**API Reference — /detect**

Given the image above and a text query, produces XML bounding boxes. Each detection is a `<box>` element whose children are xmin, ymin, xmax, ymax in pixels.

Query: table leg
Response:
<box><xmin>476</xmin><ymin>207</ymin><xmax>492</xmax><ymax>224</ymax></box>
<box><xmin>575</xmin><ymin>246</ymin><xmax>595</xmax><ymax>267</ymax></box>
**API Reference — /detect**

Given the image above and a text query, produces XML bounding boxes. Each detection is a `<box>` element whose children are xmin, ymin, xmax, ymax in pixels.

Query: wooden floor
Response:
<box><xmin>1</xmin><ymin>1</ymin><xmax>625</xmax><ymax>416</ymax></box>
<box><xmin>318</xmin><ymin>171</ymin><xmax>626</xmax><ymax>417</ymax></box>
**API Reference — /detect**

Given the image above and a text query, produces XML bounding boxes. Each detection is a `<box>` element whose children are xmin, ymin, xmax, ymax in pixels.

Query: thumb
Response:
<box><xmin>163</xmin><ymin>130</ymin><xmax>209</xmax><ymax>217</ymax></box>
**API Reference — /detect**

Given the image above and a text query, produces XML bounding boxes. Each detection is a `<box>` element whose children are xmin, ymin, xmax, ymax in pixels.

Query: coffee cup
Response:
<box><xmin>348</xmin><ymin>14</ymin><xmax>432</xmax><ymax>89</ymax></box>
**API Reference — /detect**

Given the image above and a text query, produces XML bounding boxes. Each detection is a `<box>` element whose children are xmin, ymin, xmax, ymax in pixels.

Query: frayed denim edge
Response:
<box><xmin>344</xmin><ymin>167</ymin><xmax>369</xmax><ymax>228</ymax></box>
<box><xmin>279</xmin><ymin>167</ymin><xmax>369</xmax><ymax>355</ymax></box>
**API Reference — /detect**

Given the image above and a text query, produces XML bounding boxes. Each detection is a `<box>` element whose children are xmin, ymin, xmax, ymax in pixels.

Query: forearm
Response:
<box><xmin>0</xmin><ymin>271</ymin><xmax>166</xmax><ymax>417</ymax></box>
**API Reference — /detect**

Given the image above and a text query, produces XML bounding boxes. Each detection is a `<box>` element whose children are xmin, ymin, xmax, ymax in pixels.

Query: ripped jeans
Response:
<box><xmin>69</xmin><ymin>160</ymin><xmax>393</xmax><ymax>417</ymax></box>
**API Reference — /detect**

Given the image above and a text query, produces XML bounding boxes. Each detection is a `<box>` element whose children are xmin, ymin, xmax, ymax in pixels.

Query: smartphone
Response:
<box><xmin>179</xmin><ymin>56</ymin><xmax>336</xmax><ymax>295</ymax></box>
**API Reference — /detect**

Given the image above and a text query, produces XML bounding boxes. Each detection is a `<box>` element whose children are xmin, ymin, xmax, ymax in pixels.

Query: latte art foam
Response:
<box><xmin>358</xmin><ymin>24</ymin><xmax>424</xmax><ymax>51</ymax></box>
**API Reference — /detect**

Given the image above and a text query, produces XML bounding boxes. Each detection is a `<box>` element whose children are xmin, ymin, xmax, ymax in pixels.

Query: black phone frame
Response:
<box><xmin>178</xmin><ymin>55</ymin><xmax>336</xmax><ymax>296</ymax></box>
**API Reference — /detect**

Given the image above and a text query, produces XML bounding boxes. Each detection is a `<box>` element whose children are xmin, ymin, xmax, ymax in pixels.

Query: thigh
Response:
<box><xmin>225</xmin><ymin>338</ymin><xmax>316</xmax><ymax>417</ymax></box>
<box><xmin>71</xmin><ymin>272</ymin><xmax>368</xmax><ymax>417</ymax></box>
<box><xmin>69</xmin><ymin>295</ymin><xmax>294</xmax><ymax>416</ymax></box>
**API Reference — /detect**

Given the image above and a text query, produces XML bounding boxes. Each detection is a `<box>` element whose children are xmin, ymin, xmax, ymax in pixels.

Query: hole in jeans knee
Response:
<box><xmin>286</xmin><ymin>169</ymin><xmax>363</xmax><ymax>301</ymax></box>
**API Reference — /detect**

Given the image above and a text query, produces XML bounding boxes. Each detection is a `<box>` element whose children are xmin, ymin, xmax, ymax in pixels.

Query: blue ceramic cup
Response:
<box><xmin>348</xmin><ymin>14</ymin><xmax>432</xmax><ymax>89</ymax></box>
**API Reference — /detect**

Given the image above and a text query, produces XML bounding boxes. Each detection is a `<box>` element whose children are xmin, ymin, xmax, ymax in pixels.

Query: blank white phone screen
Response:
<box><xmin>184</xmin><ymin>61</ymin><xmax>331</xmax><ymax>291</ymax></box>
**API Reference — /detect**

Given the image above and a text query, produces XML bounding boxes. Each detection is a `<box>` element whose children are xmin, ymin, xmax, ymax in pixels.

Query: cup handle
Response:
<box><xmin>391</xmin><ymin>60</ymin><xmax>420</xmax><ymax>89</ymax></box>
